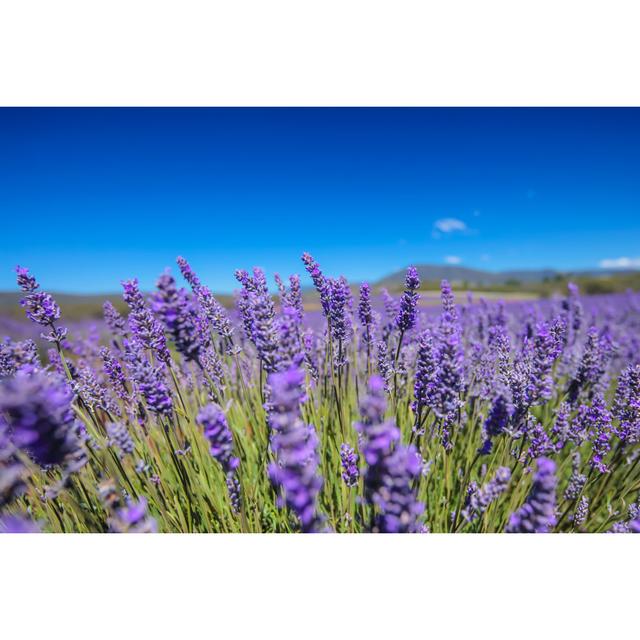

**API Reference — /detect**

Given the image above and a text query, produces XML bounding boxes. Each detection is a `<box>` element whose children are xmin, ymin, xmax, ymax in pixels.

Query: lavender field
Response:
<box><xmin>1</xmin><ymin>253</ymin><xmax>640</xmax><ymax>533</ymax></box>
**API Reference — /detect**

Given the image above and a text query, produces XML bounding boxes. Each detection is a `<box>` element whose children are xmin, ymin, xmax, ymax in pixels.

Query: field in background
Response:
<box><xmin>2</xmin><ymin>269</ymin><xmax>639</xmax><ymax>326</ymax></box>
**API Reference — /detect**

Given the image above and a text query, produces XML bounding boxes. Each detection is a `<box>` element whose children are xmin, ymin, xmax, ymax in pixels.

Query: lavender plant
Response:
<box><xmin>1</xmin><ymin>257</ymin><xmax>640</xmax><ymax>533</ymax></box>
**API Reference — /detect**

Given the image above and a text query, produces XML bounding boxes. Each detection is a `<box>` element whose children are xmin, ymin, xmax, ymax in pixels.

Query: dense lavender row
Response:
<box><xmin>1</xmin><ymin>254</ymin><xmax>640</xmax><ymax>533</ymax></box>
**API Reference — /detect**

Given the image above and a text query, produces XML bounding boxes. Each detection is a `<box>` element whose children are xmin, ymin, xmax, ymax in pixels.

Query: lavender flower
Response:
<box><xmin>328</xmin><ymin>276</ymin><xmax>351</xmax><ymax>372</ymax></box>
<box><xmin>301</xmin><ymin>252</ymin><xmax>331</xmax><ymax>317</ymax></box>
<box><xmin>329</xmin><ymin>276</ymin><xmax>351</xmax><ymax>344</ymax></box>
<box><xmin>0</xmin><ymin>371</ymin><xmax>82</xmax><ymax>467</ymax></box>
<box><xmin>99</xmin><ymin>479</ymin><xmax>157</xmax><ymax>532</ymax></box>
<box><xmin>613</xmin><ymin>363</ymin><xmax>640</xmax><ymax>445</ymax></box>
<box><xmin>412</xmin><ymin>329</ymin><xmax>438</xmax><ymax>433</ymax></box>
<box><xmin>103</xmin><ymin>301</ymin><xmax>127</xmax><ymax>337</ymax></box>
<box><xmin>152</xmin><ymin>270</ymin><xmax>202</xmax><ymax>362</ymax></box>
<box><xmin>178</xmin><ymin>257</ymin><xmax>235</xmax><ymax>345</ymax></box>
<box><xmin>15</xmin><ymin>266</ymin><xmax>66</xmax><ymax>342</ymax></box>
<box><xmin>567</xmin><ymin>327</ymin><xmax>607</xmax><ymax>403</ymax></box>
<box><xmin>526</xmin><ymin>321</ymin><xmax>558</xmax><ymax>405</ymax></box>
<box><xmin>461</xmin><ymin>466</ymin><xmax>511</xmax><ymax>523</ymax></box>
<box><xmin>565</xmin><ymin>282</ymin><xmax>584</xmax><ymax>337</ymax></box>
<box><xmin>100</xmin><ymin>347</ymin><xmax>129</xmax><ymax>401</ymax></box>
<box><xmin>107</xmin><ymin>422</ymin><xmax>135</xmax><ymax>457</ymax></box>
<box><xmin>74</xmin><ymin>366</ymin><xmax>113</xmax><ymax>413</ymax></box>
<box><xmin>564</xmin><ymin>452</ymin><xmax>586</xmax><ymax>502</ymax></box>
<box><xmin>587</xmin><ymin>393</ymin><xmax>612</xmax><ymax>473</ymax></box>
<box><xmin>286</xmin><ymin>274</ymin><xmax>304</xmax><ymax>323</ymax></box>
<box><xmin>302</xmin><ymin>330</ymin><xmax>319</xmax><ymax>382</ymax></box>
<box><xmin>15</xmin><ymin>266</ymin><xmax>38</xmax><ymax>292</ymax></box>
<box><xmin>573</xmin><ymin>496</ymin><xmax>589</xmax><ymax>527</ymax></box>
<box><xmin>525</xmin><ymin>419</ymin><xmax>554</xmax><ymax>463</ymax></box>
<box><xmin>479</xmin><ymin>387</ymin><xmax>513</xmax><ymax>455</ymax></box>
<box><xmin>358</xmin><ymin>283</ymin><xmax>374</xmax><ymax>348</ymax></box>
<box><xmin>200</xmin><ymin>345</ymin><xmax>225</xmax><ymax>397</ymax></box>
<box><xmin>266</xmin><ymin>366</ymin><xmax>325</xmax><ymax>532</ymax></box>
<box><xmin>376</xmin><ymin>340</ymin><xmax>393</xmax><ymax>392</ymax></box>
<box><xmin>196</xmin><ymin>404</ymin><xmax>241</xmax><ymax>512</ymax></box>
<box><xmin>277</xmin><ymin>306</ymin><xmax>303</xmax><ymax>369</ymax></box>
<box><xmin>235</xmin><ymin>268</ymin><xmax>280</xmax><ymax>373</ymax></box>
<box><xmin>0</xmin><ymin>338</ymin><xmax>38</xmax><ymax>377</ymax></box>
<box><xmin>0</xmin><ymin>514</ymin><xmax>41</xmax><ymax>533</ymax></box>
<box><xmin>356</xmin><ymin>376</ymin><xmax>424</xmax><ymax>533</ymax></box>
<box><xmin>340</xmin><ymin>443</ymin><xmax>359</xmax><ymax>488</ymax></box>
<box><xmin>176</xmin><ymin>255</ymin><xmax>201</xmax><ymax>289</ymax></box>
<box><xmin>551</xmin><ymin>402</ymin><xmax>571</xmax><ymax>450</ymax></box>
<box><xmin>274</xmin><ymin>273</ymin><xmax>286</xmax><ymax>300</ymax></box>
<box><xmin>122</xmin><ymin>278</ymin><xmax>170</xmax><ymax>362</ymax></box>
<box><xmin>432</xmin><ymin>280</ymin><xmax>465</xmax><ymax>428</ymax></box>
<box><xmin>124</xmin><ymin>340</ymin><xmax>173</xmax><ymax>418</ymax></box>
<box><xmin>506</xmin><ymin>457</ymin><xmax>557</xmax><ymax>533</ymax></box>
<box><xmin>114</xmin><ymin>498</ymin><xmax>157</xmax><ymax>533</ymax></box>
<box><xmin>395</xmin><ymin>266</ymin><xmax>420</xmax><ymax>333</ymax></box>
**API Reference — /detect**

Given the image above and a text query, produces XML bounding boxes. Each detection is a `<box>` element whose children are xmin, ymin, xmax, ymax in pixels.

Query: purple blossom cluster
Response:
<box><xmin>506</xmin><ymin>458</ymin><xmax>557</xmax><ymax>533</ymax></box>
<box><xmin>266</xmin><ymin>366</ymin><xmax>325</xmax><ymax>532</ymax></box>
<box><xmin>197</xmin><ymin>404</ymin><xmax>241</xmax><ymax>512</ymax></box>
<box><xmin>356</xmin><ymin>376</ymin><xmax>424</xmax><ymax>533</ymax></box>
<box><xmin>2</xmin><ymin>257</ymin><xmax>640</xmax><ymax>534</ymax></box>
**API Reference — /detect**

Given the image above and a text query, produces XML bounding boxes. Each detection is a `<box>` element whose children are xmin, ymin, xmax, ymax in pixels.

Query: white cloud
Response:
<box><xmin>445</xmin><ymin>255</ymin><xmax>462</xmax><ymax>265</ymax></box>
<box><xmin>434</xmin><ymin>217</ymin><xmax>467</xmax><ymax>233</ymax></box>
<box><xmin>599</xmin><ymin>257</ymin><xmax>640</xmax><ymax>269</ymax></box>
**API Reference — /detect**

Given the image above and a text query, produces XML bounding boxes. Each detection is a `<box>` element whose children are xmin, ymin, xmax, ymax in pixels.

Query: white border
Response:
<box><xmin>1</xmin><ymin>1</ymin><xmax>639</xmax><ymax>106</ymax></box>
<box><xmin>2</xmin><ymin>534</ymin><xmax>638</xmax><ymax>638</ymax></box>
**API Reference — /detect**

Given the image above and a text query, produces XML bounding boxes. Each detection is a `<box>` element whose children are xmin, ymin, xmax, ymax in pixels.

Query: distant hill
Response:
<box><xmin>1</xmin><ymin>265</ymin><xmax>639</xmax><ymax>324</ymax></box>
<box><xmin>375</xmin><ymin>265</ymin><xmax>640</xmax><ymax>290</ymax></box>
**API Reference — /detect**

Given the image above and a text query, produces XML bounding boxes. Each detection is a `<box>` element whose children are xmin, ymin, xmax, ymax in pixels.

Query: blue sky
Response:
<box><xmin>1</xmin><ymin>108</ymin><xmax>639</xmax><ymax>293</ymax></box>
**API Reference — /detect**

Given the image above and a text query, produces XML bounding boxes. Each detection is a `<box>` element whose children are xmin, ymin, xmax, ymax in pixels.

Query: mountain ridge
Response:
<box><xmin>374</xmin><ymin>265</ymin><xmax>640</xmax><ymax>289</ymax></box>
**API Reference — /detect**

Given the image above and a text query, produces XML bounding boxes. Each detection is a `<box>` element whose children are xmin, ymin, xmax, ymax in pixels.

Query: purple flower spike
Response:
<box><xmin>122</xmin><ymin>278</ymin><xmax>170</xmax><ymax>363</ymax></box>
<box><xmin>356</xmin><ymin>376</ymin><xmax>424</xmax><ymax>533</ymax></box>
<box><xmin>395</xmin><ymin>266</ymin><xmax>420</xmax><ymax>333</ymax></box>
<box><xmin>100</xmin><ymin>347</ymin><xmax>129</xmax><ymax>401</ymax></box>
<box><xmin>99</xmin><ymin>480</ymin><xmax>157</xmax><ymax>533</ymax></box>
<box><xmin>329</xmin><ymin>276</ymin><xmax>351</xmax><ymax>345</ymax></box>
<box><xmin>506</xmin><ymin>458</ymin><xmax>557</xmax><ymax>533</ymax></box>
<box><xmin>15</xmin><ymin>266</ymin><xmax>65</xmax><ymax>341</ymax></box>
<box><xmin>340</xmin><ymin>443</ymin><xmax>359</xmax><ymax>488</ymax></box>
<box><xmin>479</xmin><ymin>386</ymin><xmax>512</xmax><ymax>455</ymax></box>
<box><xmin>358</xmin><ymin>283</ymin><xmax>373</xmax><ymax>343</ymax></box>
<box><xmin>412</xmin><ymin>329</ymin><xmax>438</xmax><ymax>433</ymax></box>
<box><xmin>0</xmin><ymin>514</ymin><xmax>41</xmax><ymax>533</ymax></box>
<box><xmin>178</xmin><ymin>256</ymin><xmax>234</xmax><ymax>345</ymax></box>
<box><xmin>0</xmin><ymin>371</ymin><xmax>82</xmax><ymax>467</ymax></box>
<box><xmin>197</xmin><ymin>404</ymin><xmax>241</xmax><ymax>512</ymax></box>
<box><xmin>115</xmin><ymin>498</ymin><xmax>157</xmax><ymax>533</ymax></box>
<box><xmin>107</xmin><ymin>422</ymin><xmax>135</xmax><ymax>458</ymax></box>
<box><xmin>461</xmin><ymin>467</ymin><xmax>511</xmax><ymax>523</ymax></box>
<box><xmin>103</xmin><ymin>301</ymin><xmax>127</xmax><ymax>337</ymax></box>
<box><xmin>15</xmin><ymin>266</ymin><xmax>38</xmax><ymax>292</ymax></box>
<box><xmin>152</xmin><ymin>270</ymin><xmax>202</xmax><ymax>362</ymax></box>
<box><xmin>301</xmin><ymin>252</ymin><xmax>332</xmax><ymax>318</ymax></box>
<box><xmin>124</xmin><ymin>340</ymin><xmax>173</xmax><ymax>418</ymax></box>
<box><xmin>613</xmin><ymin>364</ymin><xmax>640</xmax><ymax>445</ymax></box>
<box><xmin>0</xmin><ymin>338</ymin><xmax>38</xmax><ymax>377</ymax></box>
<box><xmin>266</xmin><ymin>366</ymin><xmax>325</xmax><ymax>532</ymax></box>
